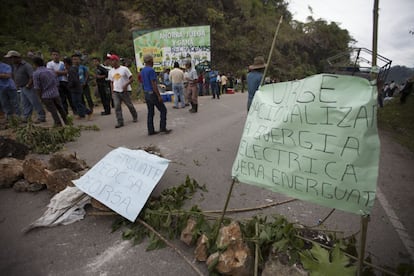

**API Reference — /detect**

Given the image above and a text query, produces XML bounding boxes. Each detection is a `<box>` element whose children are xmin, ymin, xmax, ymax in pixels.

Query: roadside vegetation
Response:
<box><xmin>378</xmin><ymin>95</ymin><xmax>414</xmax><ymax>152</ymax></box>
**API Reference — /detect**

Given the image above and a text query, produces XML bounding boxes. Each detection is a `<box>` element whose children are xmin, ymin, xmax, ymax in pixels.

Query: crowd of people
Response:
<box><xmin>0</xmin><ymin>50</ymin><xmax>171</xmax><ymax>134</ymax></box>
<box><xmin>0</xmin><ymin>51</ymin><xmax>284</xmax><ymax>135</ymax></box>
<box><xmin>378</xmin><ymin>77</ymin><xmax>414</xmax><ymax>107</ymax></box>
<box><xmin>4</xmin><ymin>49</ymin><xmax>410</xmax><ymax>137</ymax></box>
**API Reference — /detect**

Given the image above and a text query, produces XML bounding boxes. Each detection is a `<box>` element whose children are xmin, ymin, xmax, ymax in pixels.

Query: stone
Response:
<box><xmin>13</xmin><ymin>179</ymin><xmax>45</xmax><ymax>192</ymax></box>
<box><xmin>0</xmin><ymin>158</ymin><xmax>24</xmax><ymax>188</ymax></box>
<box><xmin>48</xmin><ymin>152</ymin><xmax>88</xmax><ymax>172</ymax></box>
<box><xmin>261</xmin><ymin>257</ymin><xmax>308</xmax><ymax>276</ymax></box>
<box><xmin>207</xmin><ymin>221</ymin><xmax>253</xmax><ymax>276</ymax></box>
<box><xmin>214</xmin><ymin>241</ymin><xmax>252</xmax><ymax>275</ymax></box>
<box><xmin>0</xmin><ymin>136</ymin><xmax>30</xmax><ymax>160</ymax></box>
<box><xmin>194</xmin><ymin>234</ymin><xmax>209</xmax><ymax>262</ymax></box>
<box><xmin>44</xmin><ymin>168</ymin><xmax>78</xmax><ymax>194</ymax></box>
<box><xmin>206</xmin><ymin>252</ymin><xmax>220</xmax><ymax>268</ymax></box>
<box><xmin>23</xmin><ymin>156</ymin><xmax>48</xmax><ymax>185</ymax></box>
<box><xmin>180</xmin><ymin>218</ymin><xmax>197</xmax><ymax>245</ymax></box>
<box><xmin>217</xmin><ymin>221</ymin><xmax>243</xmax><ymax>248</ymax></box>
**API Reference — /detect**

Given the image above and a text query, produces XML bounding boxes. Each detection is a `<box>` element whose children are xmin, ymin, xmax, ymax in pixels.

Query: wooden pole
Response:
<box><xmin>357</xmin><ymin>215</ymin><xmax>370</xmax><ymax>275</ymax></box>
<box><xmin>358</xmin><ymin>2</ymin><xmax>379</xmax><ymax>275</ymax></box>
<box><xmin>261</xmin><ymin>16</ymin><xmax>283</xmax><ymax>86</ymax></box>
<box><xmin>254</xmin><ymin>222</ymin><xmax>259</xmax><ymax>276</ymax></box>
<box><xmin>213</xmin><ymin>178</ymin><xmax>237</xmax><ymax>242</ymax></box>
<box><xmin>371</xmin><ymin>0</ymin><xmax>379</xmax><ymax>79</ymax></box>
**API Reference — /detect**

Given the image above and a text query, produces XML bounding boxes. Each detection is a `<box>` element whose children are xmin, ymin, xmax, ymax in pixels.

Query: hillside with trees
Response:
<box><xmin>386</xmin><ymin>65</ymin><xmax>414</xmax><ymax>84</ymax></box>
<box><xmin>1</xmin><ymin>0</ymin><xmax>352</xmax><ymax>80</ymax></box>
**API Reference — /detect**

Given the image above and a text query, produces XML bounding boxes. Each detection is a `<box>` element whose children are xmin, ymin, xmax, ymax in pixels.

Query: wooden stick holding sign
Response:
<box><xmin>260</xmin><ymin>16</ymin><xmax>283</xmax><ymax>86</ymax></box>
<box><xmin>358</xmin><ymin>1</ymin><xmax>379</xmax><ymax>275</ymax></box>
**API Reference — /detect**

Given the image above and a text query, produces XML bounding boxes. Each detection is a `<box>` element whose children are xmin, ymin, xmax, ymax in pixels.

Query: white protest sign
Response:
<box><xmin>73</xmin><ymin>147</ymin><xmax>170</xmax><ymax>221</ymax></box>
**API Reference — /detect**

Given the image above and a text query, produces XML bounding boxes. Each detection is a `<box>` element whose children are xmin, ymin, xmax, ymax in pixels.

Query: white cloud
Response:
<box><xmin>288</xmin><ymin>0</ymin><xmax>414</xmax><ymax>67</ymax></box>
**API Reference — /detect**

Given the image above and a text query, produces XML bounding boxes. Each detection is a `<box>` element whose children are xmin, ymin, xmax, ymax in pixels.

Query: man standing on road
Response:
<box><xmin>92</xmin><ymin>57</ymin><xmax>111</xmax><ymax>116</ymax></box>
<box><xmin>185</xmin><ymin>60</ymin><xmax>198</xmax><ymax>113</ymax></box>
<box><xmin>72</xmin><ymin>53</ymin><xmax>94</xmax><ymax>114</ymax></box>
<box><xmin>141</xmin><ymin>54</ymin><xmax>171</xmax><ymax>135</ymax></box>
<box><xmin>169</xmin><ymin>61</ymin><xmax>185</xmax><ymax>109</ymax></box>
<box><xmin>209</xmin><ymin>69</ymin><xmax>219</xmax><ymax>99</ymax></box>
<box><xmin>32</xmin><ymin>57</ymin><xmax>68</xmax><ymax>127</ymax></box>
<box><xmin>108</xmin><ymin>54</ymin><xmax>137</xmax><ymax>128</ymax></box>
<box><xmin>0</xmin><ymin>58</ymin><xmax>18</xmax><ymax>121</ymax></box>
<box><xmin>47</xmin><ymin>49</ymin><xmax>76</xmax><ymax>115</ymax></box>
<box><xmin>64</xmin><ymin>57</ymin><xmax>92</xmax><ymax>120</ymax></box>
<box><xmin>247</xmin><ymin>56</ymin><xmax>266</xmax><ymax>111</ymax></box>
<box><xmin>6</xmin><ymin>50</ymin><xmax>46</xmax><ymax>123</ymax></box>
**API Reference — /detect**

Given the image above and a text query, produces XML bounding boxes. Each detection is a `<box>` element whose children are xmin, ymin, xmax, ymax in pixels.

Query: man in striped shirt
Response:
<box><xmin>32</xmin><ymin>57</ymin><xmax>68</xmax><ymax>127</ymax></box>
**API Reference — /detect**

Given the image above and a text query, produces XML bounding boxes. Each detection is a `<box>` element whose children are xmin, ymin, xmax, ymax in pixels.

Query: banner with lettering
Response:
<box><xmin>133</xmin><ymin>25</ymin><xmax>211</xmax><ymax>73</ymax></box>
<box><xmin>74</xmin><ymin>147</ymin><xmax>170</xmax><ymax>221</ymax></box>
<box><xmin>232</xmin><ymin>74</ymin><xmax>380</xmax><ymax>215</ymax></box>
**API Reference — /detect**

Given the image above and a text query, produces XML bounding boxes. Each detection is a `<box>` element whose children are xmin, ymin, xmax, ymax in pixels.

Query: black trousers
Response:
<box><xmin>97</xmin><ymin>82</ymin><xmax>111</xmax><ymax>114</ymax></box>
<box><xmin>42</xmin><ymin>96</ymin><xmax>68</xmax><ymax>126</ymax></box>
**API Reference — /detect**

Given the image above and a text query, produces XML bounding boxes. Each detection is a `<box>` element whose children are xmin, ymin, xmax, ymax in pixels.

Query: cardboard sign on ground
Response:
<box><xmin>74</xmin><ymin>147</ymin><xmax>170</xmax><ymax>221</ymax></box>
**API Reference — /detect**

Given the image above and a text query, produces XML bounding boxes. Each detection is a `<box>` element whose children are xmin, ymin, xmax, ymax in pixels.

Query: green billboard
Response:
<box><xmin>133</xmin><ymin>25</ymin><xmax>211</xmax><ymax>72</ymax></box>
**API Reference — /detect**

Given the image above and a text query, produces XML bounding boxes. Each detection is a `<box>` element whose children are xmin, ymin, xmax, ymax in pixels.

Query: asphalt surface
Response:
<box><xmin>0</xmin><ymin>92</ymin><xmax>413</xmax><ymax>275</ymax></box>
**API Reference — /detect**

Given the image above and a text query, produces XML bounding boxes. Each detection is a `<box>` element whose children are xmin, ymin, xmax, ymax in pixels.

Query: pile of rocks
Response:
<box><xmin>180</xmin><ymin>220</ymin><xmax>253</xmax><ymax>275</ymax></box>
<box><xmin>0</xmin><ymin>137</ymin><xmax>88</xmax><ymax>193</ymax></box>
<box><xmin>180</xmin><ymin>219</ymin><xmax>307</xmax><ymax>275</ymax></box>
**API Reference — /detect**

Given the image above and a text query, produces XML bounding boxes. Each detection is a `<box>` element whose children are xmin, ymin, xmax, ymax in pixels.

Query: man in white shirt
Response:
<box><xmin>185</xmin><ymin>61</ymin><xmax>199</xmax><ymax>113</ymax></box>
<box><xmin>46</xmin><ymin>50</ymin><xmax>76</xmax><ymax>115</ymax></box>
<box><xmin>108</xmin><ymin>54</ymin><xmax>137</xmax><ymax>128</ymax></box>
<box><xmin>169</xmin><ymin>62</ymin><xmax>185</xmax><ymax>108</ymax></box>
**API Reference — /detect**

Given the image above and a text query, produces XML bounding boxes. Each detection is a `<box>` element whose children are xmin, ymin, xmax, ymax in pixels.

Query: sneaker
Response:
<box><xmin>160</xmin><ymin>129</ymin><xmax>172</xmax><ymax>134</ymax></box>
<box><xmin>115</xmin><ymin>123</ymin><xmax>124</xmax><ymax>128</ymax></box>
<box><xmin>148</xmin><ymin>131</ymin><xmax>159</xmax><ymax>136</ymax></box>
<box><xmin>101</xmin><ymin>111</ymin><xmax>110</xmax><ymax>116</ymax></box>
<box><xmin>132</xmin><ymin>118</ymin><xmax>138</xmax><ymax>123</ymax></box>
<box><xmin>173</xmin><ymin>106</ymin><xmax>178</xmax><ymax>109</ymax></box>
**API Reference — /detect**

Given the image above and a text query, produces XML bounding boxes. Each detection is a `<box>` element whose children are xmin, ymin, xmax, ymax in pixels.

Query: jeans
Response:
<box><xmin>82</xmin><ymin>84</ymin><xmax>94</xmax><ymax>112</ymax></box>
<box><xmin>72</xmin><ymin>92</ymin><xmax>90</xmax><ymax>117</ymax></box>
<box><xmin>21</xmin><ymin>87</ymin><xmax>46</xmax><ymax>121</ymax></box>
<box><xmin>172</xmin><ymin>83</ymin><xmax>185</xmax><ymax>108</ymax></box>
<box><xmin>211</xmin><ymin>82</ymin><xmax>219</xmax><ymax>98</ymax></box>
<box><xmin>145</xmin><ymin>92</ymin><xmax>167</xmax><ymax>133</ymax></box>
<box><xmin>0</xmin><ymin>88</ymin><xmax>18</xmax><ymax>119</ymax></box>
<box><xmin>112</xmin><ymin>91</ymin><xmax>137</xmax><ymax>124</ymax></box>
<box><xmin>42</xmin><ymin>97</ymin><xmax>68</xmax><ymax>126</ymax></box>
<box><xmin>198</xmin><ymin>83</ymin><xmax>203</xmax><ymax>96</ymax></box>
<box><xmin>59</xmin><ymin>81</ymin><xmax>76</xmax><ymax>114</ymax></box>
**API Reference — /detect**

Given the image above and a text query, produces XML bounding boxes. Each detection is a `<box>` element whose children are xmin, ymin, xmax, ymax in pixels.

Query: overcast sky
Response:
<box><xmin>288</xmin><ymin>0</ymin><xmax>414</xmax><ymax>67</ymax></box>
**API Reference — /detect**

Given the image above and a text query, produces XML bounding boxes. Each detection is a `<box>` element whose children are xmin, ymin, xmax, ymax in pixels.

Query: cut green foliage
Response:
<box><xmin>241</xmin><ymin>216</ymin><xmax>304</xmax><ymax>266</ymax></box>
<box><xmin>300</xmin><ymin>242</ymin><xmax>356</xmax><ymax>276</ymax></box>
<box><xmin>111</xmin><ymin>177</ymin><xmax>401</xmax><ymax>275</ymax></box>
<box><xmin>113</xmin><ymin>176</ymin><xmax>209</xmax><ymax>251</ymax></box>
<box><xmin>12</xmin><ymin>121</ymin><xmax>99</xmax><ymax>154</ymax></box>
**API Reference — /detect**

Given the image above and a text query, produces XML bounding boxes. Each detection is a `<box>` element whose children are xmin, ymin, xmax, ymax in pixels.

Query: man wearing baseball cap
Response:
<box><xmin>6</xmin><ymin>50</ymin><xmax>46</xmax><ymax>123</ymax></box>
<box><xmin>107</xmin><ymin>54</ymin><xmax>137</xmax><ymax>128</ymax></box>
<box><xmin>140</xmin><ymin>54</ymin><xmax>171</xmax><ymax>135</ymax></box>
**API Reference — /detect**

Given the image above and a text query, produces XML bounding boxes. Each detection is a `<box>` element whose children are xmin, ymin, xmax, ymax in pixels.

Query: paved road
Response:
<box><xmin>1</xmin><ymin>92</ymin><xmax>413</xmax><ymax>275</ymax></box>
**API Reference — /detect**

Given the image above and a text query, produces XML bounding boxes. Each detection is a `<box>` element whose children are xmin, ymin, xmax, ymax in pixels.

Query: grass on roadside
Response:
<box><xmin>377</xmin><ymin>94</ymin><xmax>414</xmax><ymax>152</ymax></box>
